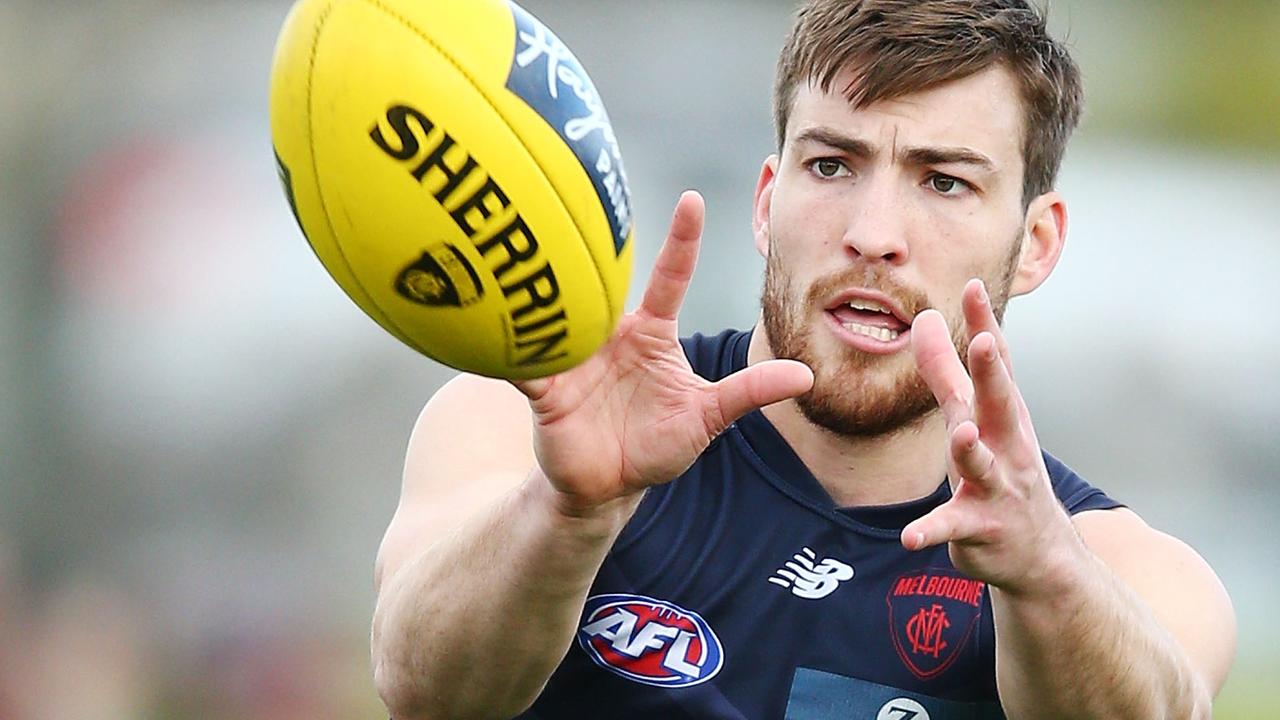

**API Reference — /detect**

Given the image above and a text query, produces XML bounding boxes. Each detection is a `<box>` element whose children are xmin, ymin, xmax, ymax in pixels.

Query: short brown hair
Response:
<box><xmin>773</xmin><ymin>0</ymin><xmax>1083</xmax><ymax>205</ymax></box>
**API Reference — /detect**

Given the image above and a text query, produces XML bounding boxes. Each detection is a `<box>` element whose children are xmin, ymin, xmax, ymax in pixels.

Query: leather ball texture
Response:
<box><xmin>270</xmin><ymin>0</ymin><xmax>634</xmax><ymax>379</ymax></box>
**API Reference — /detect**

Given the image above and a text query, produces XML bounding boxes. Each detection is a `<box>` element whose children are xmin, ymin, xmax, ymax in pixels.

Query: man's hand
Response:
<box><xmin>901</xmin><ymin>278</ymin><xmax>1084</xmax><ymax>595</ymax></box>
<box><xmin>372</xmin><ymin>191</ymin><xmax>813</xmax><ymax>720</ymax></box>
<box><xmin>902</xmin><ymin>279</ymin><xmax>1231</xmax><ymax>718</ymax></box>
<box><xmin>513</xmin><ymin>191</ymin><xmax>814</xmax><ymax>516</ymax></box>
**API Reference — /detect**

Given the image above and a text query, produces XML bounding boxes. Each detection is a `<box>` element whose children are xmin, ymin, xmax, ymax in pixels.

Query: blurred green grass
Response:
<box><xmin>1213</xmin><ymin>660</ymin><xmax>1277</xmax><ymax>719</ymax></box>
<box><xmin>1082</xmin><ymin>0</ymin><xmax>1280</xmax><ymax>154</ymax></box>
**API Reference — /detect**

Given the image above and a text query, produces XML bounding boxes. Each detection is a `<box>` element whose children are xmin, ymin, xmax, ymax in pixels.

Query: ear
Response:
<box><xmin>1010</xmin><ymin>191</ymin><xmax>1067</xmax><ymax>296</ymax></box>
<box><xmin>752</xmin><ymin>155</ymin><xmax>779</xmax><ymax>259</ymax></box>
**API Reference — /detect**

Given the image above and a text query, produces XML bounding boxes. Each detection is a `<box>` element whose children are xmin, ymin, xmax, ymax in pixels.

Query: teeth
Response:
<box><xmin>848</xmin><ymin>299</ymin><xmax>891</xmax><ymax>314</ymax></box>
<box><xmin>842</xmin><ymin>321</ymin><xmax>900</xmax><ymax>342</ymax></box>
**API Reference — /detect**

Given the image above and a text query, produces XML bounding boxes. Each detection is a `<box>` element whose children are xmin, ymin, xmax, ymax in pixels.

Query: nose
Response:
<box><xmin>841</xmin><ymin>175</ymin><xmax>910</xmax><ymax>264</ymax></box>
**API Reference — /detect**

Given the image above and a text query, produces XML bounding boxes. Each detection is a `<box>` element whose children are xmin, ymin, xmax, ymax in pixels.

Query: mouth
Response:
<box><xmin>823</xmin><ymin>290</ymin><xmax>913</xmax><ymax>354</ymax></box>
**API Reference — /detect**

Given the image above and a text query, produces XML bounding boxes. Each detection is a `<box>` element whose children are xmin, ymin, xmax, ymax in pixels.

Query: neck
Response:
<box><xmin>748</xmin><ymin>322</ymin><xmax>949</xmax><ymax>508</ymax></box>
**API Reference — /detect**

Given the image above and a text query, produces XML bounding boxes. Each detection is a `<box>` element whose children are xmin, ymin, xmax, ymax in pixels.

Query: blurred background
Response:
<box><xmin>0</xmin><ymin>0</ymin><xmax>1276</xmax><ymax>717</ymax></box>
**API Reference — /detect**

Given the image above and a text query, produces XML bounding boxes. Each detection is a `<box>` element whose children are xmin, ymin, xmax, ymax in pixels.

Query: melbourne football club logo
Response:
<box><xmin>886</xmin><ymin>568</ymin><xmax>987</xmax><ymax>680</ymax></box>
<box><xmin>577</xmin><ymin>593</ymin><xmax>724</xmax><ymax>688</ymax></box>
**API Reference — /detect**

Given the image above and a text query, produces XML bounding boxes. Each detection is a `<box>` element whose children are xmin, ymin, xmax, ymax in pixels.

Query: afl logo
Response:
<box><xmin>577</xmin><ymin>594</ymin><xmax>723</xmax><ymax>688</ymax></box>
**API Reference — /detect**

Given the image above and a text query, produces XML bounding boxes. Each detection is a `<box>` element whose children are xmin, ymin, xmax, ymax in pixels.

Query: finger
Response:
<box><xmin>949</xmin><ymin>420</ymin><xmax>1000</xmax><ymax>492</ymax></box>
<box><xmin>639</xmin><ymin>191</ymin><xmax>705</xmax><ymax>321</ymax></box>
<box><xmin>511</xmin><ymin>375</ymin><xmax>550</xmax><ymax>403</ymax></box>
<box><xmin>910</xmin><ymin>309</ymin><xmax>973</xmax><ymax>428</ymax></box>
<box><xmin>901</xmin><ymin>500</ymin><xmax>987</xmax><ymax>551</ymax></box>
<box><xmin>962</xmin><ymin>279</ymin><xmax>1014</xmax><ymax>377</ymax></box>
<box><xmin>705</xmin><ymin>359</ymin><xmax>813</xmax><ymax>435</ymax></box>
<box><xmin>511</xmin><ymin>359</ymin><xmax>586</xmax><ymax>404</ymax></box>
<box><xmin>967</xmin><ymin>331</ymin><xmax>1025</xmax><ymax>446</ymax></box>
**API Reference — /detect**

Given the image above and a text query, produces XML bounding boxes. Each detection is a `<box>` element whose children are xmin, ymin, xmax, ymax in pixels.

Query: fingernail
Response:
<box><xmin>978</xmin><ymin>280</ymin><xmax>989</xmax><ymax>304</ymax></box>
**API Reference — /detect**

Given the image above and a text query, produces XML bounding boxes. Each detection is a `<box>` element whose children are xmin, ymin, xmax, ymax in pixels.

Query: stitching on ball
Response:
<box><xmin>357</xmin><ymin>0</ymin><xmax>619</xmax><ymax>324</ymax></box>
<box><xmin>307</xmin><ymin>0</ymin><xmax>439</xmax><ymax>359</ymax></box>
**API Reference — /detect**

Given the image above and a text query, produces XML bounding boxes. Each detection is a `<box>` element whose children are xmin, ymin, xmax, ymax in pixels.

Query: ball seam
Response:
<box><xmin>356</xmin><ymin>0</ymin><xmax>618</xmax><ymax>325</ymax></box>
<box><xmin>307</xmin><ymin>0</ymin><xmax>441</xmax><ymax>360</ymax></box>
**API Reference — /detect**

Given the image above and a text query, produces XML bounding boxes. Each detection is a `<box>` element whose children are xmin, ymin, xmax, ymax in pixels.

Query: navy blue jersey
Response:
<box><xmin>520</xmin><ymin>329</ymin><xmax>1122</xmax><ymax>719</ymax></box>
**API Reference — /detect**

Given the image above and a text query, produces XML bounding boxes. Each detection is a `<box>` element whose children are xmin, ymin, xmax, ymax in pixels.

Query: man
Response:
<box><xmin>371</xmin><ymin>1</ymin><xmax>1236</xmax><ymax>718</ymax></box>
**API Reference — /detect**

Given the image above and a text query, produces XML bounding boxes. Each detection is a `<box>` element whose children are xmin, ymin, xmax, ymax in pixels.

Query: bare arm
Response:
<box><xmin>990</xmin><ymin>509</ymin><xmax>1233</xmax><ymax>719</ymax></box>
<box><xmin>370</xmin><ymin>193</ymin><xmax>813</xmax><ymax>720</ymax></box>
<box><xmin>903</xmin><ymin>279</ymin><xmax>1235</xmax><ymax>719</ymax></box>
<box><xmin>371</xmin><ymin>377</ymin><xmax>642</xmax><ymax>720</ymax></box>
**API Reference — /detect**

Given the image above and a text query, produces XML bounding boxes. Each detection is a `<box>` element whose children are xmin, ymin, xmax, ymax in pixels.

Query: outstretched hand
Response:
<box><xmin>513</xmin><ymin>192</ymin><xmax>813</xmax><ymax>515</ymax></box>
<box><xmin>902</xmin><ymin>279</ymin><xmax>1082</xmax><ymax>593</ymax></box>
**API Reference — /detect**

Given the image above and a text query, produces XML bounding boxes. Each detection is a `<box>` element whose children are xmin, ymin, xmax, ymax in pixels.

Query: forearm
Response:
<box><xmin>993</xmin><ymin>542</ymin><xmax>1211</xmax><ymax>719</ymax></box>
<box><xmin>372</xmin><ymin>471</ymin><xmax>641</xmax><ymax>720</ymax></box>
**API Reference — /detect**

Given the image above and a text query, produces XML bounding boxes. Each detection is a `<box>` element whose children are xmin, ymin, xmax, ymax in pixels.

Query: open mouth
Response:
<box><xmin>823</xmin><ymin>293</ymin><xmax>913</xmax><ymax>350</ymax></box>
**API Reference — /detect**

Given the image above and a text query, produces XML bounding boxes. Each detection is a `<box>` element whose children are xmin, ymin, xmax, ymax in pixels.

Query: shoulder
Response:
<box><xmin>400</xmin><ymin>373</ymin><xmax>535</xmax><ymax>506</ymax></box>
<box><xmin>1054</xmin><ymin>457</ymin><xmax>1236</xmax><ymax>695</ymax></box>
<box><xmin>1072</xmin><ymin>506</ymin><xmax>1236</xmax><ymax>695</ymax></box>
<box><xmin>376</xmin><ymin>374</ymin><xmax>535</xmax><ymax>589</ymax></box>
<box><xmin>402</xmin><ymin>374</ymin><xmax>534</xmax><ymax>491</ymax></box>
<box><xmin>1041</xmin><ymin>450</ymin><xmax>1125</xmax><ymax>515</ymax></box>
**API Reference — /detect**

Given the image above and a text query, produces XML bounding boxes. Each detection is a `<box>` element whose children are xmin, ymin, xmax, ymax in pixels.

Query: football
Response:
<box><xmin>269</xmin><ymin>0</ymin><xmax>634</xmax><ymax>379</ymax></box>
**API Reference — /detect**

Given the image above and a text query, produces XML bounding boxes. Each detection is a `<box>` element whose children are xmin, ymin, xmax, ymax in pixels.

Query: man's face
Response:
<box><xmin>756</xmin><ymin>65</ymin><xmax>1038</xmax><ymax>438</ymax></box>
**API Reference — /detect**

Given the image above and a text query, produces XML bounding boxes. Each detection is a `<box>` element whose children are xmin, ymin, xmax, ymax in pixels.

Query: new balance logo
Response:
<box><xmin>768</xmin><ymin>547</ymin><xmax>854</xmax><ymax>599</ymax></box>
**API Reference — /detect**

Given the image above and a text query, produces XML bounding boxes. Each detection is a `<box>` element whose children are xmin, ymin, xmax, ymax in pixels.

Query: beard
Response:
<box><xmin>760</xmin><ymin>234</ymin><xmax>1021</xmax><ymax>439</ymax></box>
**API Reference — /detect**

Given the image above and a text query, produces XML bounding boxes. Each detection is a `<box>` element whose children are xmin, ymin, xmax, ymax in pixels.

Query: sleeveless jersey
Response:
<box><xmin>519</xmin><ymin>329</ymin><xmax>1123</xmax><ymax>719</ymax></box>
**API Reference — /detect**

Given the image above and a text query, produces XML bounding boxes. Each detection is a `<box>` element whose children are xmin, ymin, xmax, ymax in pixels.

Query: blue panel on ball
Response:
<box><xmin>504</xmin><ymin>1</ymin><xmax>633</xmax><ymax>256</ymax></box>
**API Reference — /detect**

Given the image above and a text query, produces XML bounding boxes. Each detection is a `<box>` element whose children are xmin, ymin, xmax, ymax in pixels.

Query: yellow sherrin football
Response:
<box><xmin>270</xmin><ymin>0</ymin><xmax>634</xmax><ymax>379</ymax></box>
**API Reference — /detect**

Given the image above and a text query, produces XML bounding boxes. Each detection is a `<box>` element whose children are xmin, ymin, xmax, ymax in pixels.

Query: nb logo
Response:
<box><xmin>767</xmin><ymin>547</ymin><xmax>854</xmax><ymax>599</ymax></box>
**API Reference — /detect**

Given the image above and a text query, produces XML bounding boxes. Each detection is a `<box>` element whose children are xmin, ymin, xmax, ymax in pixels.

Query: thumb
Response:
<box><xmin>902</xmin><ymin>500</ymin><xmax>982</xmax><ymax>552</ymax></box>
<box><xmin>706</xmin><ymin>359</ymin><xmax>813</xmax><ymax>435</ymax></box>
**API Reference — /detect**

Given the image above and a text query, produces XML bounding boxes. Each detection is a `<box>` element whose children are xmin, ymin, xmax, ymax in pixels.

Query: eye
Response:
<box><xmin>809</xmin><ymin>158</ymin><xmax>850</xmax><ymax>179</ymax></box>
<box><xmin>927</xmin><ymin>174</ymin><xmax>970</xmax><ymax>196</ymax></box>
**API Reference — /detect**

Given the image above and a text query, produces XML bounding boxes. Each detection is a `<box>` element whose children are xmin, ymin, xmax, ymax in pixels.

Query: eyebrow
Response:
<box><xmin>793</xmin><ymin>127</ymin><xmax>997</xmax><ymax>174</ymax></box>
<box><xmin>793</xmin><ymin>128</ymin><xmax>875</xmax><ymax>159</ymax></box>
<box><xmin>900</xmin><ymin>146</ymin><xmax>996</xmax><ymax>174</ymax></box>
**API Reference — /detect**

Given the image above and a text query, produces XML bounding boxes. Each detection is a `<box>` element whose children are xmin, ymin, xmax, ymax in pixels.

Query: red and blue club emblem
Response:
<box><xmin>886</xmin><ymin>568</ymin><xmax>987</xmax><ymax>680</ymax></box>
<box><xmin>577</xmin><ymin>593</ymin><xmax>724</xmax><ymax>688</ymax></box>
